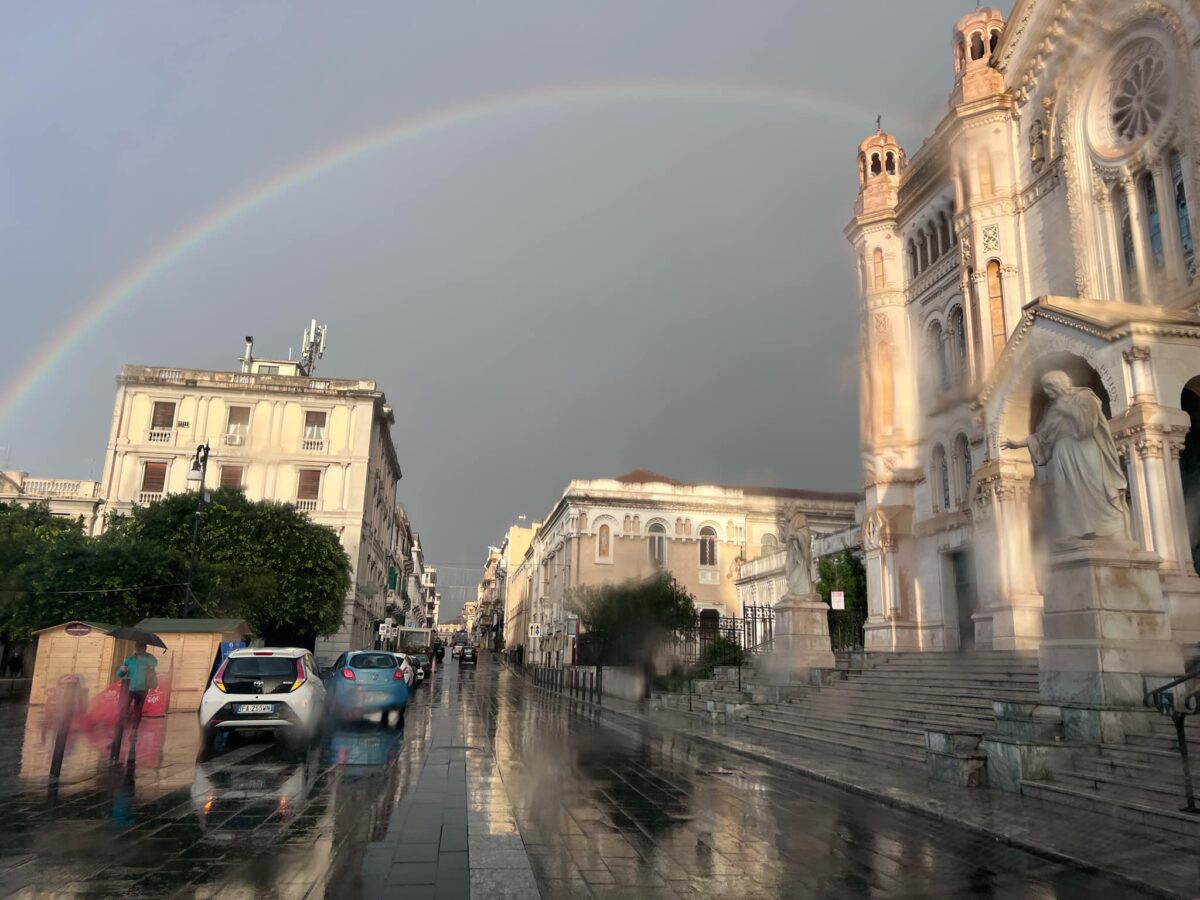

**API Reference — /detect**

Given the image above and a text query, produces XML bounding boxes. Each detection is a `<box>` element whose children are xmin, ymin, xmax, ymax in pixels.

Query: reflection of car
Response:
<box><xmin>459</xmin><ymin>646</ymin><xmax>477</xmax><ymax>666</ymax></box>
<box><xmin>391</xmin><ymin>653</ymin><xmax>415</xmax><ymax>688</ymax></box>
<box><xmin>327</xmin><ymin>725</ymin><xmax>404</xmax><ymax>768</ymax></box>
<box><xmin>199</xmin><ymin>648</ymin><xmax>325</xmax><ymax>750</ymax></box>
<box><xmin>192</xmin><ymin>755</ymin><xmax>310</xmax><ymax>841</ymax></box>
<box><xmin>325</xmin><ymin>651</ymin><xmax>408</xmax><ymax>724</ymax></box>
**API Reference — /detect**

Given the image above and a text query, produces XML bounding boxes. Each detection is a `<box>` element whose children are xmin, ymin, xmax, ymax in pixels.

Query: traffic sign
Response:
<box><xmin>831</xmin><ymin>591</ymin><xmax>845</xmax><ymax>610</ymax></box>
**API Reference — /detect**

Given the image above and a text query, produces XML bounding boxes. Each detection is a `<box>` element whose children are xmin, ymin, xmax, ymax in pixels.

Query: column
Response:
<box><xmin>1139</xmin><ymin>435</ymin><xmax>1174</xmax><ymax>566</ymax></box>
<box><xmin>1163</xmin><ymin>432</ymin><xmax>1195</xmax><ymax>577</ymax></box>
<box><xmin>1123</xmin><ymin>346</ymin><xmax>1155</xmax><ymax>404</ymax></box>
<box><xmin>1151</xmin><ymin>159</ymin><xmax>1186</xmax><ymax>289</ymax></box>
<box><xmin>1123</xmin><ymin>174</ymin><xmax>1153</xmax><ymax>301</ymax></box>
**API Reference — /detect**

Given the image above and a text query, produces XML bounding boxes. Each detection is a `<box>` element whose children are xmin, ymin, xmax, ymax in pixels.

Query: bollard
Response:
<box><xmin>48</xmin><ymin>676</ymin><xmax>79</xmax><ymax>797</ymax></box>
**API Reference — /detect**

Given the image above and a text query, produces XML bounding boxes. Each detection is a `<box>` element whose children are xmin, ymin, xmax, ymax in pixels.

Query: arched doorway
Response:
<box><xmin>1179</xmin><ymin>377</ymin><xmax>1200</xmax><ymax>571</ymax></box>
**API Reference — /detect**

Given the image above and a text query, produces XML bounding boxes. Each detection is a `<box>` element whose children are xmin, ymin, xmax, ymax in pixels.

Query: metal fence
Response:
<box><xmin>829</xmin><ymin>608</ymin><xmax>866</xmax><ymax>651</ymax></box>
<box><xmin>532</xmin><ymin>665</ymin><xmax>603</xmax><ymax>703</ymax></box>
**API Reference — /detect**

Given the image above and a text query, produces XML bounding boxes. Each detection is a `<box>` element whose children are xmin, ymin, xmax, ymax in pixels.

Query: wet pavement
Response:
<box><xmin>0</xmin><ymin>659</ymin><xmax>1164</xmax><ymax>898</ymax></box>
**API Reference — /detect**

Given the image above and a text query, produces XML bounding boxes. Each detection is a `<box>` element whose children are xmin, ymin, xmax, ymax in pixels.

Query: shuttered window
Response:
<box><xmin>226</xmin><ymin>406</ymin><xmax>250</xmax><ymax>434</ymax></box>
<box><xmin>219</xmin><ymin>466</ymin><xmax>243</xmax><ymax>490</ymax></box>
<box><xmin>141</xmin><ymin>461</ymin><xmax>167</xmax><ymax>493</ymax></box>
<box><xmin>298</xmin><ymin>469</ymin><xmax>321</xmax><ymax>500</ymax></box>
<box><xmin>151</xmin><ymin>402</ymin><xmax>175</xmax><ymax>430</ymax></box>
<box><xmin>303</xmin><ymin>411</ymin><xmax>327</xmax><ymax>439</ymax></box>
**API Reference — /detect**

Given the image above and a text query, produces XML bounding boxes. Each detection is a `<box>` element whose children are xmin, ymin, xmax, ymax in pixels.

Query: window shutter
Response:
<box><xmin>219</xmin><ymin>466</ymin><xmax>243</xmax><ymax>490</ymax></box>
<box><xmin>227</xmin><ymin>407</ymin><xmax>250</xmax><ymax>431</ymax></box>
<box><xmin>141</xmin><ymin>462</ymin><xmax>167</xmax><ymax>493</ymax></box>
<box><xmin>151</xmin><ymin>402</ymin><xmax>175</xmax><ymax>430</ymax></box>
<box><xmin>298</xmin><ymin>469</ymin><xmax>321</xmax><ymax>500</ymax></box>
<box><xmin>304</xmin><ymin>411</ymin><xmax>326</xmax><ymax>429</ymax></box>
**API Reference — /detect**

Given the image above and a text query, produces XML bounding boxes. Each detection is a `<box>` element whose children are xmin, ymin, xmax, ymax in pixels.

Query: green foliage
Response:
<box><xmin>571</xmin><ymin>571</ymin><xmax>697</xmax><ymax>642</ymax></box>
<box><xmin>696</xmin><ymin>634</ymin><xmax>743</xmax><ymax>675</ymax></box>
<box><xmin>816</xmin><ymin>550</ymin><xmax>868</xmax><ymax>650</ymax></box>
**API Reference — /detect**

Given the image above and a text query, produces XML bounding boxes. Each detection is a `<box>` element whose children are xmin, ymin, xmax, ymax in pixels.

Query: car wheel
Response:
<box><xmin>200</xmin><ymin>725</ymin><xmax>219</xmax><ymax>755</ymax></box>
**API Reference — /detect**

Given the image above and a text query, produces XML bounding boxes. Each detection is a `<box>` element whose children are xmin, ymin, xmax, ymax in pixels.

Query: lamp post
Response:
<box><xmin>183</xmin><ymin>442</ymin><xmax>211</xmax><ymax>618</ymax></box>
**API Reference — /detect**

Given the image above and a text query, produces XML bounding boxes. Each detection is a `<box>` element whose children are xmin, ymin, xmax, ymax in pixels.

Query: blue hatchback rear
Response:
<box><xmin>325</xmin><ymin>650</ymin><xmax>409</xmax><ymax>724</ymax></box>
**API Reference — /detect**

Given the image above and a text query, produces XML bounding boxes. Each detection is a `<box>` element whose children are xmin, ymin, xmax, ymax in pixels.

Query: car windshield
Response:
<box><xmin>351</xmin><ymin>653</ymin><xmax>397</xmax><ymax>669</ymax></box>
<box><xmin>225</xmin><ymin>656</ymin><xmax>297</xmax><ymax>679</ymax></box>
<box><xmin>415</xmin><ymin>656</ymin><xmax>429</xmax><ymax>664</ymax></box>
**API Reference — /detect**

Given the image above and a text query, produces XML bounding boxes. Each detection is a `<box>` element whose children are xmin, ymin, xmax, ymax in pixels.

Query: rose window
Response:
<box><xmin>1110</xmin><ymin>50</ymin><xmax>1169</xmax><ymax>143</ymax></box>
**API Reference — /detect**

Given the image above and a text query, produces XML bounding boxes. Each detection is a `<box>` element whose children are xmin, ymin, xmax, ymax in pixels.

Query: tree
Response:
<box><xmin>106</xmin><ymin>489</ymin><xmax>352</xmax><ymax>646</ymax></box>
<box><xmin>816</xmin><ymin>550</ymin><xmax>868</xmax><ymax>650</ymax></box>
<box><xmin>570</xmin><ymin>571</ymin><xmax>697</xmax><ymax>667</ymax></box>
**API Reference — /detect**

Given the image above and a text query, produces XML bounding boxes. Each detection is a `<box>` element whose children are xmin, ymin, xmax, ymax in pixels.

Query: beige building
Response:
<box><xmin>97</xmin><ymin>337</ymin><xmax>405</xmax><ymax>665</ymax></box>
<box><xmin>851</xmin><ymin>1</ymin><xmax>1200</xmax><ymax>657</ymax></box>
<box><xmin>520</xmin><ymin>470</ymin><xmax>858</xmax><ymax>666</ymax></box>
<box><xmin>495</xmin><ymin>521</ymin><xmax>539</xmax><ymax>653</ymax></box>
<box><xmin>0</xmin><ymin>472</ymin><xmax>105</xmax><ymax>534</ymax></box>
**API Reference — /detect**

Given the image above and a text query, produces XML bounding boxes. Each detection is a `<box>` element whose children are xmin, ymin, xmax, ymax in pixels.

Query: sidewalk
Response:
<box><xmin>520</xmin><ymin>670</ymin><xmax>1200</xmax><ymax>899</ymax></box>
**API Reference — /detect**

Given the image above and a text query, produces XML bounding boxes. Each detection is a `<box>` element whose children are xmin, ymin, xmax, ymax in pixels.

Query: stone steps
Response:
<box><xmin>813</xmin><ymin>681</ymin><xmax>1040</xmax><ymax>705</ymax></box>
<box><xmin>1020</xmin><ymin>779</ymin><xmax>1200</xmax><ymax>841</ymax></box>
<box><xmin>1071</xmin><ymin>753</ymin><xmax>1185</xmax><ymax>790</ymax></box>
<box><xmin>750</xmin><ymin>703</ymin><xmax>996</xmax><ymax>736</ymax></box>
<box><xmin>739</xmin><ymin>717</ymin><xmax>927</xmax><ymax>768</ymax></box>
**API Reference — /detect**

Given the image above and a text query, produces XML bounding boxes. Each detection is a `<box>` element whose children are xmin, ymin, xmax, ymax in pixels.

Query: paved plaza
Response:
<box><xmin>0</xmin><ymin>659</ymin><xmax>1180</xmax><ymax>898</ymax></box>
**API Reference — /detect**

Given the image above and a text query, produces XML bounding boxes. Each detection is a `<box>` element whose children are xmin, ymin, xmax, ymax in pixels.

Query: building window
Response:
<box><xmin>259</xmin><ymin>365</ymin><xmax>279</xmax><ymax>375</ymax></box>
<box><xmin>970</xmin><ymin>32</ymin><xmax>985</xmax><ymax>61</ymax></box>
<box><xmin>986</xmin><ymin>261</ymin><xmax>1005</xmax><ymax>357</ymax></box>
<box><xmin>760</xmin><ymin>533</ymin><xmax>778</xmax><ymax>557</ymax></box>
<box><xmin>598</xmin><ymin>524</ymin><xmax>611</xmax><ymax>560</ymax></box>
<box><xmin>303</xmin><ymin>411</ymin><xmax>327</xmax><ymax>450</ymax></box>
<box><xmin>647</xmin><ymin>523</ymin><xmax>667</xmax><ymax>566</ymax></box>
<box><xmin>989</xmin><ymin>29</ymin><xmax>1000</xmax><ymax>54</ymax></box>
<box><xmin>956</xmin><ymin>434</ymin><xmax>972</xmax><ymax>504</ymax></box>
<box><xmin>932</xmin><ymin>445</ymin><xmax>950</xmax><ymax>511</ymax></box>
<box><xmin>699</xmin><ymin>526</ymin><xmax>718</xmax><ymax>568</ymax></box>
<box><xmin>939</xmin><ymin>212</ymin><xmax>952</xmax><ymax>255</ymax></box>
<box><xmin>873</xmin><ymin>248</ymin><xmax>885</xmax><ymax>288</ymax></box>
<box><xmin>1142</xmin><ymin>173</ymin><xmax>1164</xmax><ymax>268</ymax></box>
<box><xmin>151</xmin><ymin>401</ymin><xmax>175</xmax><ymax>431</ymax></box>
<box><xmin>219</xmin><ymin>465</ymin><xmax>244</xmax><ymax>490</ymax></box>
<box><xmin>1171</xmin><ymin>152</ymin><xmax>1194</xmax><ymax>280</ymax></box>
<box><xmin>226</xmin><ymin>408</ymin><xmax>250</xmax><ymax>441</ymax></box>
<box><xmin>949</xmin><ymin>306</ymin><xmax>967</xmax><ymax>383</ymax></box>
<box><xmin>870</xmin><ymin>153</ymin><xmax>881</xmax><ymax>176</ymax></box>
<box><xmin>140</xmin><ymin>461</ymin><xmax>167</xmax><ymax>501</ymax></box>
<box><xmin>297</xmin><ymin>468</ymin><xmax>321</xmax><ymax>510</ymax></box>
<box><xmin>1117</xmin><ymin>189</ymin><xmax>1138</xmax><ymax>299</ymax></box>
<box><xmin>918</xmin><ymin>229</ymin><xmax>929</xmax><ymax>271</ymax></box>
<box><xmin>885</xmin><ymin>152</ymin><xmax>896</xmax><ymax>175</ymax></box>
<box><xmin>927</xmin><ymin>322</ymin><xmax>948</xmax><ymax>392</ymax></box>
<box><xmin>907</xmin><ymin>240</ymin><xmax>918</xmax><ymax>279</ymax></box>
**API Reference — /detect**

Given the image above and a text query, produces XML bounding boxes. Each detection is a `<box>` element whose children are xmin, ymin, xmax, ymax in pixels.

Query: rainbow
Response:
<box><xmin>0</xmin><ymin>80</ymin><xmax>905</xmax><ymax>427</ymax></box>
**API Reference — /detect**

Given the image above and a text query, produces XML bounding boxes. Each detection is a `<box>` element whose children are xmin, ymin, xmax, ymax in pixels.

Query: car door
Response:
<box><xmin>306</xmin><ymin>654</ymin><xmax>326</xmax><ymax>707</ymax></box>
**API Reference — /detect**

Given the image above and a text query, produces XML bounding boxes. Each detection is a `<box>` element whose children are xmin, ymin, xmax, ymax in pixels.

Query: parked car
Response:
<box><xmin>413</xmin><ymin>654</ymin><xmax>433</xmax><ymax>678</ymax></box>
<box><xmin>199</xmin><ymin>648</ymin><xmax>325</xmax><ymax>751</ymax></box>
<box><xmin>459</xmin><ymin>646</ymin><xmax>477</xmax><ymax>667</ymax></box>
<box><xmin>324</xmin><ymin>651</ymin><xmax>409</xmax><ymax>726</ymax></box>
<box><xmin>451</xmin><ymin>644</ymin><xmax>462</xmax><ymax>658</ymax></box>
<box><xmin>390</xmin><ymin>653</ymin><xmax>415</xmax><ymax>688</ymax></box>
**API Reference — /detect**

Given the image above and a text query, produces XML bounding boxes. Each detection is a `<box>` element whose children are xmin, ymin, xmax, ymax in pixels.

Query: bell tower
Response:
<box><xmin>951</xmin><ymin>8</ymin><xmax>1006</xmax><ymax>106</ymax></box>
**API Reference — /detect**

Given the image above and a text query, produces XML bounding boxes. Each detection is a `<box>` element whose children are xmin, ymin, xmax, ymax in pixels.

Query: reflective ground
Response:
<box><xmin>0</xmin><ymin>660</ymin><xmax>1154</xmax><ymax>899</ymax></box>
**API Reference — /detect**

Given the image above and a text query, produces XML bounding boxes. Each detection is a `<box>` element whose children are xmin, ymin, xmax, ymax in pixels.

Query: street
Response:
<box><xmin>0</xmin><ymin>658</ymin><xmax>1150</xmax><ymax>899</ymax></box>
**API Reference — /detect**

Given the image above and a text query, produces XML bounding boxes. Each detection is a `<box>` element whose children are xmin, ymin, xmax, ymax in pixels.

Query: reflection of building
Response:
<box><xmin>519</xmin><ymin>471</ymin><xmax>858</xmax><ymax>666</ymax></box>
<box><xmin>96</xmin><ymin>335</ymin><xmax>406</xmax><ymax>663</ymax></box>
<box><xmin>851</xmin><ymin>1</ymin><xmax>1200</xmax><ymax>656</ymax></box>
<box><xmin>0</xmin><ymin>472</ymin><xmax>104</xmax><ymax>534</ymax></box>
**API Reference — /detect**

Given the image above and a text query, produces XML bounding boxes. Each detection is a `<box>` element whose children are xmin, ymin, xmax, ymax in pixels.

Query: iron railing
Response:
<box><xmin>532</xmin><ymin>665</ymin><xmax>602</xmax><ymax>703</ymax></box>
<box><xmin>1146</xmin><ymin>671</ymin><xmax>1199</xmax><ymax>813</ymax></box>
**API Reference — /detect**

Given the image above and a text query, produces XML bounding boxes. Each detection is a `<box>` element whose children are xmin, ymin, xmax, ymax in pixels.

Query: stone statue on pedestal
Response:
<box><xmin>782</xmin><ymin>507</ymin><xmax>814</xmax><ymax>597</ymax></box>
<box><xmin>765</xmin><ymin>505</ymin><xmax>834</xmax><ymax>680</ymax></box>
<box><xmin>1002</xmin><ymin>370</ymin><xmax>1130</xmax><ymax>542</ymax></box>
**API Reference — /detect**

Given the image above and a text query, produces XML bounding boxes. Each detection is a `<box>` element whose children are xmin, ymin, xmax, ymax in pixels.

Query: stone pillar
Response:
<box><xmin>1151</xmin><ymin>160</ymin><xmax>1186</xmax><ymax>288</ymax></box>
<box><xmin>1122</xmin><ymin>174</ymin><xmax>1153</xmax><ymax>301</ymax></box>
<box><xmin>770</xmin><ymin>591</ymin><xmax>835</xmax><ymax>677</ymax></box>
<box><xmin>1039</xmin><ymin>539</ymin><xmax>1184</xmax><ymax>742</ymax></box>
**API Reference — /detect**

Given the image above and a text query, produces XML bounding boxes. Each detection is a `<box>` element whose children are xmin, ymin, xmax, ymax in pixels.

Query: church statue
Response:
<box><xmin>1001</xmin><ymin>370</ymin><xmax>1131</xmax><ymax>541</ymax></box>
<box><xmin>781</xmin><ymin>507</ymin><xmax>815</xmax><ymax>596</ymax></box>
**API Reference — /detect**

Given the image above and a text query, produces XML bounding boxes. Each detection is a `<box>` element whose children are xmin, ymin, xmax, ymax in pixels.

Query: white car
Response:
<box><xmin>391</xmin><ymin>653</ymin><xmax>416</xmax><ymax>688</ymax></box>
<box><xmin>199</xmin><ymin>648</ymin><xmax>325</xmax><ymax>750</ymax></box>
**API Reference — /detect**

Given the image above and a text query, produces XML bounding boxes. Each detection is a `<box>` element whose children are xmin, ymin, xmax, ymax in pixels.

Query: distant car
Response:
<box><xmin>325</xmin><ymin>651</ymin><xmax>408</xmax><ymax>725</ymax></box>
<box><xmin>459</xmin><ymin>646</ymin><xmax>477</xmax><ymax>667</ymax></box>
<box><xmin>199</xmin><ymin>648</ymin><xmax>325</xmax><ymax>751</ymax></box>
<box><xmin>390</xmin><ymin>653</ymin><xmax>415</xmax><ymax>688</ymax></box>
<box><xmin>451</xmin><ymin>645</ymin><xmax>462</xmax><ymax>658</ymax></box>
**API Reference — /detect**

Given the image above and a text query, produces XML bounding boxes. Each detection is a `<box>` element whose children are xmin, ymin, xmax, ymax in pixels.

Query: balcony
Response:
<box><xmin>296</xmin><ymin>498</ymin><xmax>318</xmax><ymax>512</ymax></box>
<box><xmin>737</xmin><ymin>550</ymin><xmax>787</xmax><ymax>581</ymax></box>
<box><xmin>301</xmin><ymin>438</ymin><xmax>325</xmax><ymax>452</ymax></box>
<box><xmin>138</xmin><ymin>491</ymin><xmax>163</xmax><ymax>504</ymax></box>
<box><xmin>145</xmin><ymin>428</ymin><xmax>175</xmax><ymax>445</ymax></box>
<box><xmin>21</xmin><ymin>479</ymin><xmax>100</xmax><ymax>499</ymax></box>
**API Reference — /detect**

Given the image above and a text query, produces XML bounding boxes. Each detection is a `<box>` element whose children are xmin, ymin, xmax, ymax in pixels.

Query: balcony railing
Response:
<box><xmin>21</xmin><ymin>479</ymin><xmax>100</xmax><ymax>499</ymax></box>
<box><xmin>296</xmin><ymin>498</ymin><xmax>318</xmax><ymax>511</ymax></box>
<box><xmin>301</xmin><ymin>438</ymin><xmax>325</xmax><ymax>452</ymax></box>
<box><xmin>138</xmin><ymin>491</ymin><xmax>163</xmax><ymax>504</ymax></box>
<box><xmin>146</xmin><ymin>428</ymin><xmax>174</xmax><ymax>444</ymax></box>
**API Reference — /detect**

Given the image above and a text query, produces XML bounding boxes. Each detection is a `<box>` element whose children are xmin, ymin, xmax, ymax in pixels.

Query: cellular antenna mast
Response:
<box><xmin>299</xmin><ymin>319</ymin><xmax>328</xmax><ymax>376</ymax></box>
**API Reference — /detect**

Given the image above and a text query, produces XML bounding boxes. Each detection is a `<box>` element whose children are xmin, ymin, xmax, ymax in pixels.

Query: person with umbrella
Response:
<box><xmin>110</xmin><ymin>628</ymin><xmax>165</xmax><ymax>734</ymax></box>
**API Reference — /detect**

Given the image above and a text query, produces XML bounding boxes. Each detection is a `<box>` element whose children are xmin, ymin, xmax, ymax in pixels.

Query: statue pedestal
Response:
<box><xmin>1039</xmin><ymin>539</ymin><xmax>1184</xmax><ymax>742</ymax></box>
<box><xmin>771</xmin><ymin>592</ymin><xmax>835</xmax><ymax>675</ymax></box>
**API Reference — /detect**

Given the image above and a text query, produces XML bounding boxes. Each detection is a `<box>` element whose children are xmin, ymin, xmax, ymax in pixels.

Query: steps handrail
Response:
<box><xmin>1144</xmin><ymin>670</ymin><xmax>1199</xmax><ymax>814</ymax></box>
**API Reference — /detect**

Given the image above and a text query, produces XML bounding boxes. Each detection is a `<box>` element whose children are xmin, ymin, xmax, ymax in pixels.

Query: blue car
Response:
<box><xmin>325</xmin><ymin>651</ymin><xmax>408</xmax><ymax>725</ymax></box>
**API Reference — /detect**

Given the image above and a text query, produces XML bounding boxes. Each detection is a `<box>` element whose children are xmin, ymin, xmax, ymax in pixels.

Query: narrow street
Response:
<box><xmin>0</xmin><ymin>659</ymin><xmax>1152</xmax><ymax>899</ymax></box>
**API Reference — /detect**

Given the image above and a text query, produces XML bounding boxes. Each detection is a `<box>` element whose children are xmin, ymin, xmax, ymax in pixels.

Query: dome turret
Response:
<box><xmin>951</xmin><ymin>8</ymin><xmax>1006</xmax><ymax>105</ymax></box>
<box><xmin>855</xmin><ymin>129</ymin><xmax>904</xmax><ymax>215</ymax></box>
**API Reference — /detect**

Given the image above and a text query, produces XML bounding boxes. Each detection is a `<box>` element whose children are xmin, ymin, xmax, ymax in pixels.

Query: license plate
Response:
<box><xmin>237</xmin><ymin>703</ymin><xmax>274</xmax><ymax>715</ymax></box>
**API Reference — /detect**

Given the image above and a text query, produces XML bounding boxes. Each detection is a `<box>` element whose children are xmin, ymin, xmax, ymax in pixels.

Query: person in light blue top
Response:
<box><xmin>116</xmin><ymin>642</ymin><xmax>158</xmax><ymax>731</ymax></box>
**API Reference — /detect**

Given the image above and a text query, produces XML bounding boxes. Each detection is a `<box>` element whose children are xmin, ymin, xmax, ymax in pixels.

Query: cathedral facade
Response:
<box><xmin>848</xmin><ymin>0</ymin><xmax>1200</xmax><ymax>657</ymax></box>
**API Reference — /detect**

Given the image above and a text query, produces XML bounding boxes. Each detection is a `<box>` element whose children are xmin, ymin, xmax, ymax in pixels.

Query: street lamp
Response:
<box><xmin>183</xmin><ymin>442</ymin><xmax>211</xmax><ymax>618</ymax></box>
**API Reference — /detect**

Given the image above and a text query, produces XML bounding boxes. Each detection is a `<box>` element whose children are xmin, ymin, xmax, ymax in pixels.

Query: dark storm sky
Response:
<box><xmin>1</xmin><ymin>1</ymin><xmax>1001</xmax><ymax>616</ymax></box>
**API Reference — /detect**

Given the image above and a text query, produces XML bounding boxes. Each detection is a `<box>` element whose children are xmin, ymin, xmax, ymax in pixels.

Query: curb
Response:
<box><xmin>518</xmin><ymin>670</ymin><xmax>1193</xmax><ymax>900</ymax></box>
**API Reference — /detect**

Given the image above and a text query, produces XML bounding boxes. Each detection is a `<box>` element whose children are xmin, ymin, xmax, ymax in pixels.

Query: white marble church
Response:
<box><xmin>848</xmin><ymin>0</ymin><xmax>1200</xmax><ymax>659</ymax></box>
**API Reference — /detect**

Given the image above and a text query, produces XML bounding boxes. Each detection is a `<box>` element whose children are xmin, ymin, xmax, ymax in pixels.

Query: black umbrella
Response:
<box><xmin>106</xmin><ymin>627</ymin><xmax>168</xmax><ymax>650</ymax></box>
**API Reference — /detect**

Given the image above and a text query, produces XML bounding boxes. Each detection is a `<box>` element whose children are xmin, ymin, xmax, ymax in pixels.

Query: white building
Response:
<box><xmin>0</xmin><ymin>472</ymin><xmax>105</xmax><ymax>534</ymax></box>
<box><xmin>97</xmin><ymin>335</ymin><xmax>407</xmax><ymax>664</ymax></box>
<box><xmin>850</xmin><ymin>1</ymin><xmax>1200</xmax><ymax>658</ymax></box>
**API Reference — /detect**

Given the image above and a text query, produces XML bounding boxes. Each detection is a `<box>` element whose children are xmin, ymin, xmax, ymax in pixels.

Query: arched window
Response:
<box><xmin>932</xmin><ymin>444</ymin><xmax>950</xmax><ymax>511</ymax></box>
<box><xmin>939</xmin><ymin>212</ymin><xmax>952</xmax><ymax>254</ymax></box>
<box><xmin>908</xmin><ymin>240</ymin><xmax>918</xmax><ymax>279</ymax></box>
<box><xmin>956</xmin><ymin>434</ymin><xmax>973</xmax><ymax>503</ymax></box>
<box><xmin>1117</xmin><ymin>188</ymin><xmax>1138</xmax><ymax>299</ymax></box>
<box><xmin>970</xmin><ymin>33</ymin><xmax>985</xmax><ymax>61</ymax></box>
<box><xmin>1170</xmin><ymin>152</ymin><xmax>1195</xmax><ymax>280</ymax></box>
<box><xmin>1142</xmin><ymin>174</ymin><xmax>1164</xmax><ymax>269</ymax></box>
<box><xmin>870</xmin><ymin>153</ymin><xmax>882</xmax><ymax>176</ymax></box>
<box><xmin>760</xmin><ymin>533</ymin><xmax>778</xmax><ymax>557</ymax></box>
<box><xmin>930</xmin><ymin>223</ymin><xmax>941</xmax><ymax>260</ymax></box>
<box><xmin>927</xmin><ymin>322</ymin><xmax>948</xmax><ymax>392</ymax></box>
<box><xmin>918</xmin><ymin>230</ymin><xmax>929</xmax><ymax>271</ymax></box>
<box><xmin>598</xmin><ymin>524</ymin><xmax>611</xmax><ymax>560</ymax></box>
<box><xmin>885</xmin><ymin>151</ymin><xmax>896</xmax><ymax>175</ymax></box>
<box><xmin>859</xmin><ymin>154</ymin><xmax>867</xmax><ymax>184</ymax></box>
<box><xmin>648</xmin><ymin>523</ymin><xmax>667</xmax><ymax>567</ymax></box>
<box><xmin>986</xmin><ymin>260</ymin><xmax>1005</xmax><ymax>357</ymax></box>
<box><xmin>873</xmin><ymin>248</ymin><xmax>885</xmax><ymax>288</ymax></box>
<box><xmin>989</xmin><ymin>29</ymin><xmax>1000</xmax><ymax>54</ymax></box>
<box><xmin>699</xmin><ymin>526</ymin><xmax>718</xmax><ymax>568</ymax></box>
<box><xmin>949</xmin><ymin>306</ymin><xmax>967</xmax><ymax>382</ymax></box>
<box><xmin>955</xmin><ymin>38</ymin><xmax>965</xmax><ymax>73</ymax></box>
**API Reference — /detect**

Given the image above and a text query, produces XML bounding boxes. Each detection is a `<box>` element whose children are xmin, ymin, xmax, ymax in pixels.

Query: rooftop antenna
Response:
<box><xmin>299</xmin><ymin>319</ymin><xmax>328</xmax><ymax>376</ymax></box>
